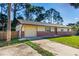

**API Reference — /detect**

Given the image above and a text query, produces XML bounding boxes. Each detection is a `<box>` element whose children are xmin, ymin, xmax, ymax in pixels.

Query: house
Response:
<box><xmin>16</xmin><ymin>19</ymin><xmax>73</xmax><ymax>38</ymax></box>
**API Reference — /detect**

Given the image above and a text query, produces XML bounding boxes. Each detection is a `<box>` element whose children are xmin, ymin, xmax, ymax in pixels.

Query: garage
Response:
<box><xmin>23</xmin><ymin>25</ymin><xmax>37</xmax><ymax>37</ymax></box>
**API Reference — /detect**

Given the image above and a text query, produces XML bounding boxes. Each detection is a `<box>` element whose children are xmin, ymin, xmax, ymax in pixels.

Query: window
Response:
<box><xmin>69</xmin><ymin>29</ymin><xmax>71</xmax><ymax>32</ymax></box>
<box><xmin>61</xmin><ymin>29</ymin><xmax>64</xmax><ymax>32</ymax></box>
<box><xmin>45</xmin><ymin>27</ymin><xmax>51</xmax><ymax>32</ymax></box>
<box><xmin>67</xmin><ymin>29</ymin><xmax>69</xmax><ymax>32</ymax></box>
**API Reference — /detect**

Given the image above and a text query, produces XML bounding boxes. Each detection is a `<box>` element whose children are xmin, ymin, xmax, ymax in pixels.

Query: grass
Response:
<box><xmin>0</xmin><ymin>38</ymin><xmax>26</xmax><ymax>47</ymax></box>
<box><xmin>0</xmin><ymin>39</ymin><xmax>7</xmax><ymax>47</ymax></box>
<box><xmin>25</xmin><ymin>40</ymin><xmax>54</xmax><ymax>56</ymax></box>
<box><xmin>49</xmin><ymin>36</ymin><xmax>79</xmax><ymax>49</ymax></box>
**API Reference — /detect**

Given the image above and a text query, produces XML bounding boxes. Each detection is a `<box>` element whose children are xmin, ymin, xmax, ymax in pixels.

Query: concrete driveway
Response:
<box><xmin>0</xmin><ymin>43</ymin><xmax>41</xmax><ymax>56</ymax></box>
<box><xmin>32</xmin><ymin>39</ymin><xmax>79</xmax><ymax>56</ymax></box>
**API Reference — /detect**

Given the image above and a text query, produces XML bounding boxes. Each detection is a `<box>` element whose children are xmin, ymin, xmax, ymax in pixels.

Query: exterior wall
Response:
<box><xmin>37</xmin><ymin>26</ymin><xmax>45</xmax><ymax>31</ymax></box>
<box><xmin>51</xmin><ymin>27</ymin><xmax>55</xmax><ymax>32</ymax></box>
<box><xmin>57</xmin><ymin>27</ymin><xmax>68</xmax><ymax>32</ymax></box>
<box><xmin>37</xmin><ymin>26</ymin><xmax>55</xmax><ymax>37</ymax></box>
<box><xmin>57</xmin><ymin>27</ymin><xmax>73</xmax><ymax>35</ymax></box>
<box><xmin>37</xmin><ymin>27</ymin><xmax>73</xmax><ymax>37</ymax></box>
<box><xmin>57</xmin><ymin>32</ymin><xmax>73</xmax><ymax>36</ymax></box>
<box><xmin>17</xmin><ymin>24</ymin><xmax>73</xmax><ymax>38</ymax></box>
<box><xmin>37</xmin><ymin>32</ymin><xmax>55</xmax><ymax>37</ymax></box>
<box><xmin>16</xmin><ymin>24</ymin><xmax>22</xmax><ymax>31</ymax></box>
<box><xmin>16</xmin><ymin>24</ymin><xmax>22</xmax><ymax>38</ymax></box>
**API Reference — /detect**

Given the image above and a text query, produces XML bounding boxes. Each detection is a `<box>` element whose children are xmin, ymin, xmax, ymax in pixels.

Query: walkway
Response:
<box><xmin>32</xmin><ymin>39</ymin><xmax>79</xmax><ymax>56</ymax></box>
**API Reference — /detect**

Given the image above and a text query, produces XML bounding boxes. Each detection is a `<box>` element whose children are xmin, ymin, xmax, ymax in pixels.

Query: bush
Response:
<box><xmin>76</xmin><ymin>30</ymin><xmax>79</xmax><ymax>35</ymax></box>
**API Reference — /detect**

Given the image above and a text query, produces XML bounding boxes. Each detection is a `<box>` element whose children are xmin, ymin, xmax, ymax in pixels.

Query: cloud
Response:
<box><xmin>74</xmin><ymin>18</ymin><xmax>79</xmax><ymax>20</ymax></box>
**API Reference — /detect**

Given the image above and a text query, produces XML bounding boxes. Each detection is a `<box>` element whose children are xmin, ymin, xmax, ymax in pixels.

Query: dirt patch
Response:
<box><xmin>0</xmin><ymin>43</ymin><xmax>41</xmax><ymax>56</ymax></box>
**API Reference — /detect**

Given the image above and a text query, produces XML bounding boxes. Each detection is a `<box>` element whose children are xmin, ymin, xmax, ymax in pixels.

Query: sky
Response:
<box><xmin>0</xmin><ymin>3</ymin><xmax>79</xmax><ymax>25</ymax></box>
<box><xmin>32</xmin><ymin>3</ymin><xmax>79</xmax><ymax>25</ymax></box>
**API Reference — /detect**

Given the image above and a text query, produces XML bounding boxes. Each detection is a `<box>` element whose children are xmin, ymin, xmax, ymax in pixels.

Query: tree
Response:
<box><xmin>45</xmin><ymin>8</ymin><xmax>63</xmax><ymax>24</ymax></box>
<box><xmin>35</xmin><ymin>13</ymin><xmax>45</xmax><ymax>22</ymax></box>
<box><xmin>57</xmin><ymin>16</ymin><xmax>63</xmax><ymax>24</ymax></box>
<box><xmin>45</xmin><ymin>8</ymin><xmax>54</xmax><ymax>23</ymax></box>
<box><xmin>76</xmin><ymin>21</ymin><xmax>79</xmax><ymax>25</ymax></box>
<box><xmin>0</xmin><ymin>3</ymin><xmax>8</xmax><ymax>14</ymax></box>
<box><xmin>24</xmin><ymin>3</ymin><xmax>32</xmax><ymax>21</ymax></box>
<box><xmin>32</xmin><ymin>6</ymin><xmax>45</xmax><ymax>16</ymax></box>
<box><xmin>69</xmin><ymin>3</ymin><xmax>79</xmax><ymax>35</ymax></box>
<box><xmin>0</xmin><ymin>3</ymin><xmax>8</xmax><ymax>31</ymax></box>
<box><xmin>70</xmin><ymin>3</ymin><xmax>79</xmax><ymax>8</ymax></box>
<box><xmin>67</xmin><ymin>23</ymin><xmax>75</xmax><ymax>26</ymax></box>
<box><xmin>12</xmin><ymin>3</ymin><xmax>25</xmax><ymax>31</ymax></box>
<box><xmin>67</xmin><ymin>21</ymin><xmax>79</xmax><ymax>35</ymax></box>
<box><xmin>7</xmin><ymin>3</ymin><xmax>11</xmax><ymax>42</ymax></box>
<box><xmin>24</xmin><ymin>4</ymin><xmax>45</xmax><ymax>22</ymax></box>
<box><xmin>17</xmin><ymin>15</ymin><xmax>24</xmax><ymax>19</ymax></box>
<box><xmin>0</xmin><ymin>13</ymin><xmax>8</xmax><ymax>31</ymax></box>
<box><xmin>32</xmin><ymin>6</ymin><xmax>45</xmax><ymax>22</ymax></box>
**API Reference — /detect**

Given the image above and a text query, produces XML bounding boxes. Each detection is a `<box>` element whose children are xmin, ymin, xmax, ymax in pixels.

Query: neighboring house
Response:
<box><xmin>16</xmin><ymin>19</ymin><xmax>73</xmax><ymax>38</ymax></box>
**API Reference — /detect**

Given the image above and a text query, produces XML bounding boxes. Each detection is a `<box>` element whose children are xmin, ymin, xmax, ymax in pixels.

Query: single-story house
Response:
<box><xmin>16</xmin><ymin>19</ymin><xmax>73</xmax><ymax>38</ymax></box>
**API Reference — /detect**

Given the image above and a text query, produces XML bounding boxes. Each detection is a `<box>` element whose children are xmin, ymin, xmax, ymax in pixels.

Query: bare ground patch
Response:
<box><xmin>0</xmin><ymin>43</ymin><xmax>41</xmax><ymax>56</ymax></box>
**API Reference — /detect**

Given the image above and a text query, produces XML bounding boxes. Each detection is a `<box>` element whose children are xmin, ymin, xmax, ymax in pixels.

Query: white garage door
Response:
<box><xmin>24</xmin><ymin>26</ymin><xmax>37</xmax><ymax>37</ymax></box>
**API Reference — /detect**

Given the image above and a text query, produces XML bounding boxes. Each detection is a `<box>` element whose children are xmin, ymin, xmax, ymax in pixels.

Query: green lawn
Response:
<box><xmin>49</xmin><ymin>36</ymin><xmax>79</xmax><ymax>49</ymax></box>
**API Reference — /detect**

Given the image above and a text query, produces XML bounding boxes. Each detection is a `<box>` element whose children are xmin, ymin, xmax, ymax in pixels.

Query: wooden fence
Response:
<box><xmin>0</xmin><ymin>31</ymin><xmax>19</xmax><ymax>40</ymax></box>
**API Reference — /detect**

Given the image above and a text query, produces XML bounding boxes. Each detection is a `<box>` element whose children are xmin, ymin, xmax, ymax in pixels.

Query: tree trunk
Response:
<box><xmin>13</xmin><ymin>3</ymin><xmax>17</xmax><ymax>20</ymax></box>
<box><xmin>7</xmin><ymin>3</ymin><xmax>11</xmax><ymax>42</ymax></box>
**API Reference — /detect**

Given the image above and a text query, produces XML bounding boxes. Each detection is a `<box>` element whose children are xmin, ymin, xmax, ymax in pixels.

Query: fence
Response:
<box><xmin>0</xmin><ymin>31</ymin><xmax>19</xmax><ymax>40</ymax></box>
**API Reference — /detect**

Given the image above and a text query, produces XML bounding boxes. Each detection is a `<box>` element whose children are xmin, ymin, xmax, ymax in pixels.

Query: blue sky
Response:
<box><xmin>0</xmin><ymin>3</ymin><xmax>79</xmax><ymax>25</ymax></box>
<box><xmin>32</xmin><ymin>3</ymin><xmax>79</xmax><ymax>25</ymax></box>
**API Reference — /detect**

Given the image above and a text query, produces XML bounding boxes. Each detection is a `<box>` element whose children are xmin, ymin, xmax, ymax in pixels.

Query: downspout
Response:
<box><xmin>36</xmin><ymin>25</ymin><xmax>38</xmax><ymax>37</ymax></box>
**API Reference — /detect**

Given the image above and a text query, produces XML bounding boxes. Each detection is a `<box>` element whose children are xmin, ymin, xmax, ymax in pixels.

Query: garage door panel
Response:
<box><xmin>24</xmin><ymin>26</ymin><xmax>37</xmax><ymax>37</ymax></box>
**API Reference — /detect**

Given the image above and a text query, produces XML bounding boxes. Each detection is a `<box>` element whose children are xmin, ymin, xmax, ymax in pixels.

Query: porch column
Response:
<box><xmin>19</xmin><ymin>30</ymin><xmax>22</xmax><ymax>38</ymax></box>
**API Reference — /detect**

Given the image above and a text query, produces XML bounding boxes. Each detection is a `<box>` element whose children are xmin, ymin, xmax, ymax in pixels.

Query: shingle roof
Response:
<box><xmin>17</xmin><ymin>19</ymin><xmax>71</xmax><ymax>28</ymax></box>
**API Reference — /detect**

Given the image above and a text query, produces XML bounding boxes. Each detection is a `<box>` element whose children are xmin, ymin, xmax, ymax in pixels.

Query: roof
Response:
<box><xmin>17</xmin><ymin>19</ymin><xmax>71</xmax><ymax>28</ymax></box>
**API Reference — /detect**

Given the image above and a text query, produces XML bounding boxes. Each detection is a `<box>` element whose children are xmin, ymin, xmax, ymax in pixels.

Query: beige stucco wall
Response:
<box><xmin>51</xmin><ymin>27</ymin><xmax>55</xmax><ymax>32</ymax></box>
<box><xmin>69</xmin><ymin>28</ymin><xmax>72</xmax><ymax>31</ymax></box>
<box><xmin>21</xmin><ymin>25</ymin><xmax>46</xmax><ymax>37</ymax></box>
<box><xmin>37</xmin><ymin>26</ymin><xmax>45</xmax><ymax>31</ymax></box>
<box><xmin>57</xmin><ymin>27</ymin><xmax>68</xmax><ymax>32</ymax></box>
<box><xmin>16</xmin><ymin>24</ymin><xmax>72</xmax><ymax>38</ymax></box>
<box><xmin>16</xmin><ymin>24</ymin><xmax>22</xmax><ymax>31</ymax></box>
